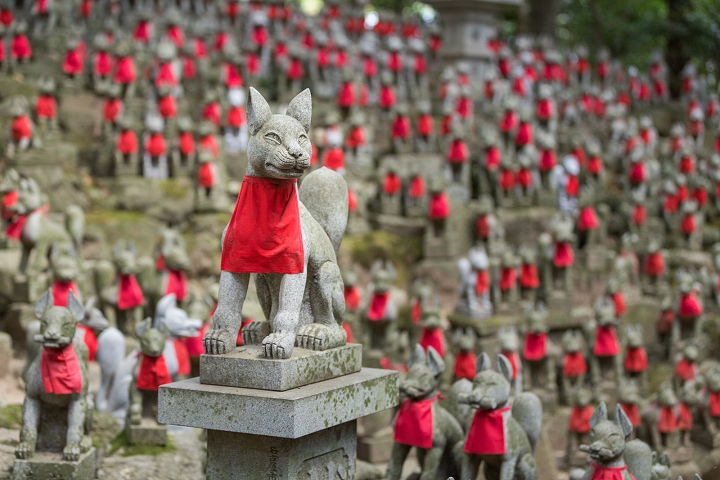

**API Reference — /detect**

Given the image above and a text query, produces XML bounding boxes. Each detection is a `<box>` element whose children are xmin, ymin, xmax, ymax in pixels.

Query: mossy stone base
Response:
<box><xmin>357</xmin><ymin>428</ymin><xmax>394</xmax><ymax>464</ymax></box>
<box><xmin>12</xmin><ymin>446</ymin><xmax>97</xmax><ymax>480</ymax></box>
<box><xmin>199</xmin><ymin>344</ymin><xmax>362</xmax><ymax>391</ymax></box>
<box><xmin>125</xmin><ymin>419</ymin><xmax>168</xmax><ymax>446</ymax></box>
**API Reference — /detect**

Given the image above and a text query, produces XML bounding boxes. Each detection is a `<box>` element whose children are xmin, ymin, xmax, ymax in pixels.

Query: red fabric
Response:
<box><xmin>447</xmin><ymin>139</ymin><xmax>468</xmax><ymax>163</ymax></box>
<box><xmin>252</xmin><ymin>25</ymin><xmax>268</xmax><ymax>47</ymax></box>
<box><xmin>222</xmin><ymin>63</ymin><xmax>243</xmax><ymax>88</ymax></box>
<box><xmin>411</xmin><ymin>300</ymin><xmax>422</xmax><ymax>325</ymax></box>
<box><xmin>419</xmin><ymin>328</ymin><xmax>445</xmax><ymax>357</ymax></box>
<box><xmin>197</xmin><ymin>162</ymin><xmax>216</xmax><ymax>188</ymax></box>
<box><xmin>133</xmin><ymin>21</ymin><xmax>151</xmax><ymax>42</ymax></box>
<box><xmin>464</xmin><ymin>406</ymin><xmax>511</xmax><ymax>455</ymax></box>
<box><xmin>316</xmin><ymin>48</ymin><xmax>329</xmax><ymax>68</ymax></box>
<box><xmin>322</xmin><ymin>147</ymin><xmax>345</xmax><ymax>171</ymax></box>
<box><xmin>387</xmin><ymin>51</ymin><xmax>403</xmax><ymax>72</ymax></box>
<box><xmin>173</xmin><ymin>338</ymin><xmax>190</xmax><ymax>375</ymax></box>
<box><xmin>440</xmin><ymin>115</ymin><xmax>452</xmax><ymax>136</ymax></box>
<box><xmin>200</xmin><ymin>135</ymin><xmax>219</xmax><ymax>158</ymax></box>
<box><xmin>677</xmin><ymin>185</ymin><xmax>688</xmax><ymax>202</ymax></box>
<box><xmin>202</xmin><ymin>102</ymin><xmax>222</xmax><ymax>126</ymax></box>
<box><xmin>658</xmin><ymin>406</ymin><xmax>677</xmax><ymax>433</ymax></box>
<box><xmin>0</xmin><ymin>8</ymin><xmax>12</xmax><ymax>25</ymax></box>
<box><xmin>136</xmin><ymin>354</ymin><xmax>172</xmax><ymax>391</ymax></box>
<box><xmin>499</xmin><ymin>267</ymin><xmax>516</xmax><ymax>291</ymax></box>
<box><xmin>499</xmin><ymin>111</ymin><xmax>518</xmax><ymax>132</ymax></box>
<box><xmin>629</xmin><ymin>162</ymin><xmax>645</xmax><ymax>185</ymax></box>
<box><xmin>709</xmin><ymin>391</ymin><xmax>720</xmax><ymax>417</ymax></box>
<box><xmin>146</xmin><ymin>133</ymin><xmax>166</xmax><ymax>157</ymax></box>
<box><xmin>36</xmin><ymin>95</ymin><xmax>56</xmax><ymax>120</ymax></box>
<box><xmin>235</xmin><ymin>318</ymin><xmax>253</xmax><ymax>346</ymax></box>
<box><xmin>476</xmin><ymin>215</ymin><xmax>490</xmax><ymax>239</ymax></box>
<box><xmin>155</xmin><ymin>62</ymin><xmax>178</xmax><ymax>87</ymax></box>
<box><xmin>337</xmin><ymin>82</ymin><xmax>355</xmax><ymax>108</ymax></box>
<box><xmin>11</xmin><ymin>34</ymin><xmax>32</xmax><ymax>59</ymax></box>
<box><xmin>63</xmin><ymin>49</ymin><xmax>83</xmax><ymax>75</ymax></box>
<box><xmin>520</xmin><ymin>264</ymin><xmax>539</xmax><ymax>289</ymax></box>
<box><xmin>692</xmin><ymin>187</ymin><xmax>708</xmax><ymax>207</ymax></box>
<box><xmin>164</xmin><ymin>269</ymin><xmax>187</xmax><ymax>301</ymax></box>
<box><xmin>624</xmin><ymin>347</ymin><xmax>647</xmax><ymax>373</ymax></box>
<box><xmin>285</xmin><ymin>58</ymin><xmax>303</xmax><ymax>80</ymax></box>
<box><xmin>367</xmin><ymin>292</ymin><xmax>389</xmax><ymax>321</ymax></box>
<box><xmin>12</xmin><ymin>115</ymin><xmax>32</xmax><ymax>141</ymax></box>
<box><xmin>334</xmin><ymin>50</ymin><xmax>349</xmax><ymax>69</ymax></box>
<box><xmin>570</xmin><ymin>405</ymin><xmax>594</xmax><ymax>433</ymax></box>
<box><xmin>391</xmin><ymin>116</ymin><xmax>410</xmax><ymax>139</ymax></box>
<box><xmin>566</xmin><ymin>175</ymin><xmax>579</xmax><ymax>197</ymax></box>
<box><xmin>117</xmin><ymin>130</ymin><xmax>138</xmax><ymax>154</ymax></box>
<box><xmin>594</xmin><ymin>326</ymin><xmax>619</xmax><ymax>357</ymax></box>
<box><xmin>577</xmin><ymin>206</ymin><xmax>599</xmax><ymax>231</ymax></box>
<box><xmin>632</xmin><ymin>205</ymin><xmax>646</xmax><ymax>225</ymax></box>
<box><xmin>563</xmin><ymin>352</ymin><xmax>587</xmax><ymax>377</ymax></box>
<box><xmin>166</xmin><ymin>25</ymin><xmax>184</xmax><ymax>48</ymax></box>
<box><xmin>379</xmin><ymin>86</ymin><xmax>396</xmax><ymax>109</ymax></box>
<box><xmin>184</xmin><ymin>323</ymin><xmax>207</xmax><ymax>357</ymax></box>
<box><xmin>345</xmin><ymin>126</ymin><xmax>365</xmax><ymax>149</ymax></box>
<box><xmin>612</xmin><ymin>292</ymin><xmax>626</xmax><ymax>317</ymax></box>
<box><xmin>680</xmin><ymin>214</ymin><xmax>696</xmax><ymax>235</ymax></box>
<box><xmin>227</xmin><ymin>106</ymin><xmax>246</xmax><ymax>128</ymax></box>
<box><xmin>52</xmin><ymin>280</ymin><xmax>78</xmax><ymax>307</ymax></box>
<box><xmin>103</xmin><ymin>98</ymin><xmax>122</xmax><ymax>122</ymax></box>
<box><xmin>179</xmin><ymin>132</ymin><xmax>195</xmax><ymax>156</ymax></box>
<box><xmin>416</xmin><ymin>114</ymin><xmax>433</xmax><ymax>137</ymax></box>
<box><xmin>2</xmin><ymin>190</ymin><xmax>18</xmax><ymax>220</ymax></box>
<box><xmin>553</xmin><ymin>242</ymin><xmax>574</xmax><ymax>267</ymax></box>
<box><xmin>94</xmin><ymin>51</ymin><xmax>113</xmax><ymax>77</ymax></box>
<box><xmin>523</xmin><ymin>332</ymin><xmax>547</xmax><ymax>361</ymax></box>
<box><xmin>539</xmin><ymin>150</ymin><xmax>556</xmax><ymax>172</ymax></box>
<box><xmin>213</xmin><ymin>31</ymin><xmax>229</xmax><ymax>52</ymax></box>
<box><xmin>77</xmin><ymin>324</ymin><xmax>98</xmax><ymax>362</ymax></box>
<box><xmin>590</xmin><ymin>464</ymin><xmax>630</xmax><ymax>480</ymax></box>
<box><xmin>342</xmin><ymin>322</ymin><xmax>353</xmax><ymax>343</ymax></box>
<box><xmin>394</xmin><ymin>397</ymin><xmax>437</xmax><ymax>449</ymax></box>
<box><xmin>502</xmin><ymin>350</ymin><xmax>520</xmax><ymax>380</ymax></box>
<box><xmin>344</xmin><ymin>286</ymin><xmax>360</xmax><ymax>312</ymax></box>
<box><xmin>515</xmin><ymin>123</ymin><xmax>533</xmax><ymax>147</ymax></box>
<box><xmin>245</xmin><ymin>53</ymin><xmax>260</xmax><ymax>75</ymax></box>
<box><xmin>363</xmin><ymin>56</ymin><xmax>377</xmax><ymax>78</ymax></box>
<box><xmin>663</xmin><ymin>195</ymin><xmax>679</xmax><ymax>214</ymax></box>
<box><xmin>429</xmin><ymin>193</ymin><xmax>450</xmax><ymax>220</ymax></box>
<box><xmin>515</xmin><ymin>168</ymin><xmax>532</xmax><ymax>188</ymax></box>
<box><xmin>117</xmin><ymin>274</ymin><xmax>144</xmax><ymax>310</ymax></box>
<box><xmin>679</xmin><ymin>156</ymin><xmax>695</xmax><ymax>174</ymax></box>
<box><xmin>222</xmin><ymin>177</ymin><xmax>304</xmax><ymax>275</ymax></box>
<box><xmin>408</xmin><ymin>177</ymin><xmax>425</xmax><ymax>198</ymax></box>
<box><xmin>536</xmin><ymin>99</ymin><xmax>554</xmax><ymax>120</ymax></box>
<box><xmin>678</xmin><ymin>403</ymin><xmax>693</xmax><ymax>430</ymax></box>
<box><xmin>114</xmin><ymin>57</ymin><xmax>136</xmax><ymax>84</ymax></box>
<box><xmin>454</xmin><ymin>351</ymin><xmax>476</xmax><ymax>380</ymax></box>
<box><xmin>475</xmin><ymin>270</ymin><xmax>489</xmax><ymax>295</ymax></box>
<box><xmin>193</xmin><ymin>38</ymin><xmax>207</xmax><ymax>59</ymax></box>
<box><xmin>587</xmin><ymin>156</ymin><xmax>602</xmax><ymax>175</ymax></box>
<box><xmin>383</xmin><ymin>173</ymin><xmax>402</xmax><ymax>195</ymax></box>
<box><xmin>80</xmin><ymin>0</ymin><xmax>92</xmax><ymax>17</ymax></box>
<box><xmin>41</xmin><ymin>345</ymin><xmax>83</xmax><ymax>394</ymax></box>
<box><xmin>158</xmin><ymin>95</ymin><xmax>176</xmax><ymax>119</ymax></box>
<box><xmin>656</xmin><ymin>310</ymin><xmax>674</xmax><ymax>335</ymax></box>
<box><xmin>643</xmin><ymin>252</ymin><xmax>664</xmax><ymax>276</ymax></box>
<box><xmin>678</xmin><ymin>292</ymin><xmax>702</xmax><ymax>319</ymax></box>
<box><xmin>621</xmin><ymin>403</ymin><xmax>641</xmax><ymax>427</ymax></box>
<box><xmin>414</xmin><ymin>54</ymin><xmax>427</xmax><ymax>74</ymax></box>
<box><xmin>6</xmin><ymin>213</ymin><xmax>28</xmax><ymax>240</ymax></box>
<box><xmin>675</xmin><ymin>358</ymin><xmax>696</xmax><ymax>382</ymax></box>
<box><xmin>456</xmin><ymin>97</ymin><xmax>471</xmax><ymax>119</ymax></box>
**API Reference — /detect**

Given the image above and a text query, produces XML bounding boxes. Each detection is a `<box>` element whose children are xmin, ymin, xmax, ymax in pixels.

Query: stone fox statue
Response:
<box><xmin>204</xmin><ymin>88</ymin><xmax>349</xmax><ymax>359</ymax></box>
<box><xmin>16</xmin><ymin>289</ymin><xmax>92</xmax><ymax>462</ymax></box>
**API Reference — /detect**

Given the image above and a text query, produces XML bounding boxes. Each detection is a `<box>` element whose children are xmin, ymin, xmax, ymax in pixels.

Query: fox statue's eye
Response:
<box><xmin>264</xmin><ymin>132</ymin><xmax>282</xmax><ymax>145</ymax></box>
<box><xmin>298</xmin><ymin>134</ymin><xmax>309</xmax><ymax>147</ymax></box>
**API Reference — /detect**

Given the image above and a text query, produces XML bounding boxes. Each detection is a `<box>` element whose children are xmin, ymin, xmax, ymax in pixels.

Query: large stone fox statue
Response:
<box><xmin>204</xmin><ymin>88</ymin><xmax>348</xmax><ymax>359</ymax></box>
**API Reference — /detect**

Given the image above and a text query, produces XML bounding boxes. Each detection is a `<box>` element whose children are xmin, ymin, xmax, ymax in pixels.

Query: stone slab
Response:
<box><xmin>357</xmin><ymin>430</ymin><xmax>394</xmax><ymax>464</ymax></box>
<box><xmin>12</xmin><ymin>447</ymin><xmax>97</xmax><ymax>480</ymax></box>
<box><xmin>158</xmin><ymin>368</ymin><xmax>399</xmax><ymax>439</ymax></box>
<box><xmin>125</xmin><ymin>419</ymin><xmax>167</xmax><ymax>446</ymax></box>
<box><xmin>199</xmin><ymin>343</ymin><xmax>362</xmax><ymax>391</ymax></box>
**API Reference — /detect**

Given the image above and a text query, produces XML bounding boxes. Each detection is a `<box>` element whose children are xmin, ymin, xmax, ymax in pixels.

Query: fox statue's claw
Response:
<box><xmin>203</xmin><ymin>328</ymin><xmax>236</xmax><ymax>355</ymax></box>
<box><xmin>262</xmin><ymin>331</ymin><xmax>295</xmax><ymax>359</ymax></box>
<box><xmin>296</xmin><ymin>324</ymin><xmax>346</xmax><ymax>351</ymax></box>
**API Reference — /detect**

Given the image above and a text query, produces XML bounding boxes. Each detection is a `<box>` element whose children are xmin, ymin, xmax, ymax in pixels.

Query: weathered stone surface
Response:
<box><xmin>0</xmin><ymin>333</ymin><xmax>12</xmax><ymax>378</ymax></box>
<box><xmin>125</xmin><ymin>419</ymin><xmax>167</xmax><ymax>446</ymax></box>
<box><xmin>158</xmin><ymin>368</ymin><xmax>398</xmax><ymax>438</ymax></box>
<box><xmin>12</xmin><ymin>447</ymin><xmax>97</xmax><ymax>480</ymax></box>
<box><xmin>199</xmin><ymin>344</ymin><xmax>362</xmax><ymax>391</ymax></box>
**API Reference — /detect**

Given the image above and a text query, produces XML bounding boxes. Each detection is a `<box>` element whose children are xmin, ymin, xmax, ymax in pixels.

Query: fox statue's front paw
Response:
<box><xmin>63</xmin><ymin>443</ymin><xmax>81</xmax><ymax>462</ymax></box>
<box><xmin>203</xmin><ymin>328</ymin><xmax>236</xmax><ymax>355</ymax></box>
<box><xmin>15</xmin><ymin>441</ymin><xmax>34</xmax><ymax>459</ymax></box>
<box><xmin>262</xmin><ymin>331</ymin><xmax>295</xmax><ymax>359</ymax></box>
<box><xmin>296</xmin><ymin>324</ymin><xmax>347</xmax><ymax>351</ymax></box>
<box><xmin>242</xmin><ymin>321</ymin><xmax>270</xmax><ymax>346</ymax></box>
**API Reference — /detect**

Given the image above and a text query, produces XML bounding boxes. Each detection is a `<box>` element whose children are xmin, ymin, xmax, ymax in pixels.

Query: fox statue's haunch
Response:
<box><xmin>204</xmin><ymin>88</ymin><xmax>348</xmax><ymax>359</ymax></box>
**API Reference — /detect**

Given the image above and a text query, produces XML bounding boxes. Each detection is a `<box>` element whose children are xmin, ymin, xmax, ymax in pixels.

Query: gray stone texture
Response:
<box><xmin>199</xmin><ymin>344</ymin><xmax>362</xmax><ymax>391</ymax></box>
<box><xmin>12</xmin><ymin>447</ymin><xmax>97</xmax><ymax>480</ymax></box>
<box><xmin>0</xmin><ymin>333</ymin><xmax>12</xmax><ymax>378</ymax></box>
<box><xmin>158</xmin><ymin>368</ymin><xmax>398</xmax><ymax>438</ymax></box>
<box><xmin>125</xmin><ymin>420</ymin><xmax>167</xmax><ymax>447</ymax></box>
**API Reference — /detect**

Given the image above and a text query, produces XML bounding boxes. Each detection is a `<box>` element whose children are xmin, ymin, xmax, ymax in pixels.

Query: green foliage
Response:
<box><xmin>0</xmin><ymin>404</ymin><xmax>22</xmax><ymax>430</ymax></box>
<box><xmin>107</xmin><ymin>431</ymin><xmax>175</xmax><ymax>457</ymax></box>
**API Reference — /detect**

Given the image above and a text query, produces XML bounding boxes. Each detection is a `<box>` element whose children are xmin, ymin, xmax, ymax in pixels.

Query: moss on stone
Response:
<box><xmin>341</xmin><ymin>231</ymin><xmax>422</xmax><ymax>285</ymax></box>
<box><xmin>0</xmin><ymin>404</ymin><xmax>22</xmax><ymax>429</ymax></box>
<box><xmin>90</xmin><ymin>411</ymin><xmax>123</xmax><ymax>451</ymax></box>
<box><xmin>107</xmin><ymin>431</ymin><xmax>176</xmax><ymax>457</ymax></box>
<box><xmin>159</xmin><ymin>179</ymin><xmax>191</xmax><ymax>200</ymax></box>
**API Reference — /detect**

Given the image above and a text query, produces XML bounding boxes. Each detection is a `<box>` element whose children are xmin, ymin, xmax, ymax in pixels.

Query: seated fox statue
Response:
<box><xmin>204</xmin><ymin>88</ymin><xmax>349</xmax><ymax>359</ymax></box>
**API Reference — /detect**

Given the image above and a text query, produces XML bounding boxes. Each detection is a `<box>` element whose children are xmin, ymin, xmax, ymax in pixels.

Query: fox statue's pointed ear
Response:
<box><xmin>34</xmin><ymin>289</ymin><xmax>53</xmax><ymax>319</ymax></box>
<box><xmin>497</xmin><ymin>354</ymin><xmax>513</xmax><ymax>383</ymax></box>
<box><xmin>286</xmin><ymin>88</ymin><xmax>311</xmax><ymax>133</ymax></box>
<box><xmin>426</xmin><ymin>346</ymin><xmax>445</xmax><ymax>378</ymax></box>
<box><xmin>66</xmin><ymin>292</ymin><xmax>85</xmax><ymax>323</ymax></box>
<box><xmin>247</xmin><ymin>87</ymin><xmax>272</xmax><ymax>136</ymax></box>
<box><xmin>408</xmin><ymin>343</ymin><xmax>425</xmax><ymax>368</ymax></box>
<box><xmin>615</xmin><ymin>404</ymin><xmax>633</xmax><ymax>438</ymax></box>
<box><xmin>476</xmin><ymin>352</ymin><xmax>491</xmax><ymax>374</ymax></box>
<box><xmin>590</xmin><ymin>401</ymin><xmax>608</xmax><ymax>428</ymax></box>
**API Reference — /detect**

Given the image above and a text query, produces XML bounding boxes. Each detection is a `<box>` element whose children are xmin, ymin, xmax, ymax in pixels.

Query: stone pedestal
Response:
<box><xmin>125</xmin><ymin>419</ymin><xmax>167</xmax><ymax>446</ymax></box>
<box><xmin>159</xmin><ymin>368</ymin><xmax>398</xmax><ymax>480</ymax></box>
<box><xmin>13</xmin><ymin>273</ymin><xmax>47</xmax><ymax>304</ymax></box>
<box><xmin>12</xmin><ymin>448</ymin><xmax>97</xmax><ymax>480</ymax></box>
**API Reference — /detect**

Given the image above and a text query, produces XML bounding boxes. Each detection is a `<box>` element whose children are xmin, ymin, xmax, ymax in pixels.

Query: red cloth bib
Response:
<box><xmin>12</xmin><ymin>115</ymin><xmax>32</xmax><ymax>141</ymax></box>
<box><xmin>197</xmin><ymin>163</ymin><xmax>216</xmax><ymax>188</ymax></box>
<box><xmin>41</xmin><ymin>345</ymin><xmax>83</xmax><ymax>394</ymax></box>
<box><xmin>500</xmin><ymin>169</ymin><xmax>514</xmax><ymax>191</ymax></box>
<box><xmin>117</xmin><ymin>274</ymin><xmax>145</xmax><ymax>310</ymax></box>
<box><xmin>419</xmin><ymin>328</ymin><xmax>445</xmax><ymax>358</ymax></box>
<box><xmin>77</xmin><ymin>324</ymin><xmax>97</xmax><ymax>362</ymax></box>
<box><xmin>345</xmin><ymin>126</ymin><xmax>365</xmax><ymax>149</ymax></box>
<box><xmin>227</xmin><ymin>106</ymin><xmax>246</xmax><ymax>128</ymax></box>
<box><xmin>429</xmin><ymin>193</ymin><xmax>450</xmax><ymax>220</ymax></box>
<box><xmin>36</xmin><ymin>95</ymin><xmax>56</xmax><ymax>119</ymax></box>
<box><xmin>408</xmin><ymin>177</ymin><xmax>425</xmax><ymax>198</ymax></box>
<box><xmin>632</xmin><ymin>205</ymin><xmax>646</xmax><ymax>225</ymax></box>
<box><xmin>447</xmin><ymin>139</ymin><xmax>469</xmax><ymax>163</ymax></box>
<box><xmin>621</xmin><ymin>403</ymin><xmax>641</xmax><ymax>427</ymax></box>
<box><xmin>146</xmin><ymin>133</ymin><xmax>166</xmax><ymax>157</ymax></box>
<box><xmin>457</xmin><ymin>97</ymin><xmax>471</xmax><ymax>119</ymax></box>
<box><xmin>570</xmin><ymin>405</ymin><xmax>594</xmax><ymax>433</ymax></box>
<box><xmin>515</xmin><ymin>168</ymin><xmax>533</xmax><ymax>188</ymax></box>
<box><xmin>590</xmin><ymin>464</ymin><xmax>630</xmax><ymax>480</ymax></box>
<box><xmin>454</xmin><ymin>351</ymin><xmax>476</xmax><ymax>380</ymax></box>
<box><xmin>681</xmin><ymin>214</ymin><xmax>696</xmax><ymax>235</ymax></box>
<box><xmin>594</xmin><ymin>325</ymin><xmax>619</xmax><ymax>357</ymax></box>
<box><xmin>486</xmin><ymin>147</ymin><xmax>501</xmax><ymax>170</ymax></box>
<box><xmin>464</xmin><ymin>406</ymin><xmax>511</xmax><ymax>455</ymax></box>
<box><xmin>537</xmin><ymin>99</ymin><xmax>553</xmax><ymax>119</ymax></box>
<box><xmin>221</xmin><ymin>177</ymin><xmax>304</xmax><ymax>275</ymax></box>
<box><xmin>394</xmin><ymin>397</ymin><xmax>437</xmax><ymax>449</ymax></box>
<box><xmin>136</xmin><ymin>354</ymin><xmax>172</xmax><ymax>391</ymax></box>
<box><xmin>11</xmin><ymin>35</ymin><xmax>32</xmax><ymax>59</ymax></box>
<box><xmin>417</xmin><ymin>114</ymin><xmax>433</xmax><ymax>137</ymax></box>
<box><xmin>520</xmin><ymin>264</ymin><xmax>539</xmax><ymax>289</ymax></box>
<box><xmin>476</xmin><ymin>216</ymin><xmax>490</xmax><ymax>239</ymax></box>
<box><xmin>6</xmin><ymin>205</ymin><xmax>47</xmax><ymax>240</ymax></box>
<box><xmin>133</xmin><ymin>21</ymin><xmax>151</xmax><ymax>42</ymax></box>
<box><xmin>578</xmin><ymin>206</ymin><xmax>599</xmax><ymax>231</ymax></box>
<box><xmin>475</xmin><ymin>270</ymin><xmax>489</xmax><ymax>295</ymax></box>
<box><xmin>623</xmin><ymin>347</ymin><xmax>647</xmax><ymax>373</ymax></box>
<box><xmin>367</xmin><ymin>292</ymin><xmax>389</xmax><ymax>321</ymax></box>
<box><xmin>554</xmin><ymin>242</ymin><xmax>574</xmax><ymax>267</ymax></box>
<box><xmin>675</xmin><ymin>358</ymin><xmax>695</xmax><ymax>382</ymax></box>
<box><xmin>165</xmin><ymin>269</ymin><xmax>187</xmax><ymax>301</ymax></box>
<box><xmin>523</xmin><ymin>332</ymin><xmax>547</xmax><ymax>361</ymax></box>
<box><xmin>62</xmin><ymin>50</ymin><xmax>83</xmax><ymax>75</ymax></box>
<box><xmin>173</xmin><ymin>338</ymin><xmax>190</xmax><ymax>375</ymax></box>
<box><xmin>563</xmin><ymin>352</ymin><xmax>587</xmax><ymax>377</ymax></box>
<box><xmin>391</xmin><ymin>116</ymin><xmax>410</xmax><ymax>139</ymax></box>
<box><xmin>566</xmin><ymin>175</ymin><xmax>580</xmax><ymax>197</ymax></box>
<box><xmin>117</xmin><ymin>130</ymin><xmax>138</xmax><ymax>154</ymax></box>
<box><xmin>500</xmin><ymin>111</ymin><xmax>518</xmax><ymax>132</ymax></box>
<box><xmin>342</xmin><ymin>322</ymin><xmax>353</xmax><ymax>343</ymax></box>
<box><xmin>343</xmin><ymin>286</ymin><xmax>360</xmax><ymax>312</ymax></box>
<box><xmin>587</xmin><ymin>156</ymin><xmax>602</xmax><ymax>175</ymax></box>
<box><xmin>2</xmin><ymin>190</ymin><xmax>18</xmax><ymax>220</ymax></box>
<box><xmin>179</xmin><ymin>132</ymin><xmax>195</xmax><ymax>156</ymax></box>
<box><xmin>379</xmin><ymin>86</ymin><xmax>396</xmax><ymax>109</ymax></box>
<box><xmin>678</xmin><ymin>292</ymin><xmax>702</xmax><ymax>319</ymax></box>
<box><xmin>411</xmin><ymin>300</ymin><xmax>422</xmax><ymax>325</ymax></box>
<box><xmin>94</xmin><ymin>51</ymin><xmax>113</xmax><ymax>76</ymax></box>
<box><xmin>158</xmin><ymin>95</ymin><xmax>176</xmax><ymax>119</ymax></box>
<box><xmin>52</xmin><ymin>280</ymin><xmax>78</xmax><ymax>307</ymax></box>
<box><xmin>678</xmin><ymin>403</ymin><xmax>693</xmax><ymax>430</ymax></box>
<box><xmin>103</xmin><ymin>98</ymin><xmax>122</xmax><ymax>122</ymax></box>
<box><xmin>658</xmin><ymin>405</ymin><xmax>677</xmax><ymax>433</ymax></box>
<box><xmin>539</xmin><ymin>149</ymin><xmax>556</xmax><ymax>172</ymax></box>
<box><xmin>114</xmin><ymin>57</ymin><xmax>136</xmax><ymax>84</ymax></box>
<box><xmin>337</xmin><ymin>82</ymin><xmax>355</xmax><ymax>108</ymax></box>
<box><xmin>709</xmin><ymin>391</ymin><xmax>720</xmax><ymax>417</ymax></box>
<box><xmin>500</xmin><ymin>267</ymin><xmax>517</xmax><ymax>291</ymax></box>
<box><xmin>184</xmin><ymin>323</ymin><xmax>207</xmax><ymax>358</ymax></box>
<box><xmin>515</xmin><ymin>122</ymin><xmax>533</xmax><ymax>147</ymax></box>
<box><xmin>322</xmin><ymin>147</ymin><xmax>345</xmax><ymax>171</ymax></box>
<box><xmin>643</xmin><ymin>252</ymin><xmax>664</xmax><ymax>276</ymax></box>
<box><xmin>501</xmin><ymin>350</ymin><xmax>520</xmax><ymax>380</ymax></box>
<box><xmin>383</xmin><ymin>173</ymin><xmax>402</xmax><ymax>195</ymax></box>
<box><xmin>166</xmin><ymin>25</ymin><xmax>184</xmax><ymax>48</ymax></box>
<box><xmin>612</xmin><ymin>292</ymin><xmax>626</xmax><ymax>317</ymax></box>
<box><xmin>155</xmin><ymin>62</ymin><xmax>178</xmax><ymax>87</ymax></box>
<box><xmin>202</xmin><ymin>102</ymin><xmax>221</xmax><ymax>126</ymax></box>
